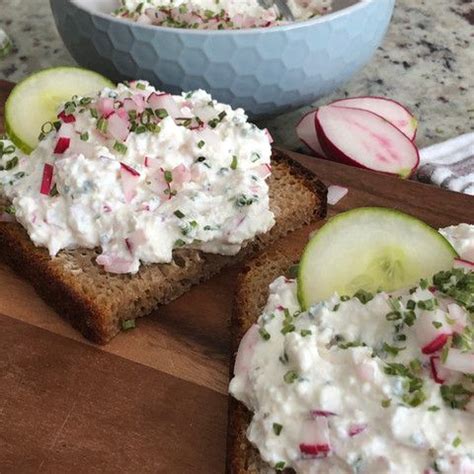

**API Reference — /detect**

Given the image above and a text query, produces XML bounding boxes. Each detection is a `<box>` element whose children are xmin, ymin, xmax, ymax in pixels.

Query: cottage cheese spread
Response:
<box><xmin>229</xmin><ymin>226</ymin><xmax>474</xmax><ymax>473</ymax></box>
<box><xmin>0</xmin><ymin>81</ymin><xmax>274</xmax><ymax>274</ymax></box>
<box><xmin>114</xmin><ymin>0</ymin><xmax>332</xmax><ymax>29</ymax></box>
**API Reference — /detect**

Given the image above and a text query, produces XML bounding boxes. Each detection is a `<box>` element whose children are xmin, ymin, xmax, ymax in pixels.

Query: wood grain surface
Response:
<box><xmin>0</xmin><ymin>80</ymin><xmax>473</xmax><ymax>473</ymax></box>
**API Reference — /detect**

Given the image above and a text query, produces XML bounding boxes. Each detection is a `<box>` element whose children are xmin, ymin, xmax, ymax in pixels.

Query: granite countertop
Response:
<box><xmin>0</xmin><ymin>0</ymin><xmax>473</xmax><ymax>151</ymax></box>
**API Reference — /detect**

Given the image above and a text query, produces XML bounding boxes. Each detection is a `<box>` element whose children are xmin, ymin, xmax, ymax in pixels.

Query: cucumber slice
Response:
<box><xmin>5</xmin><ymin>67</ymin><xmax>114</xmax><ymax>153</ymax></box>
<box><xmin>297</xmin><ymin>207</ymin><xmax>457</xmax><ymax>309</ymax></box>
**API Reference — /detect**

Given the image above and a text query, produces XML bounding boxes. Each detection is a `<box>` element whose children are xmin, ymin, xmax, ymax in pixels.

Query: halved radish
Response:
<box><xmin>329</xmin><ymin>97</ymin><xmax>417</xmax><ymax>141</ymax></box>
<box><xmin>442</xmin><ymin>348</ymin><xmax>474</xmax><ymax>374</ymax></box>
<box><xmin>315</xmin><ymin>106</ymin><xmax>419</xmax><ymax>178</ymax></box>
<box><xmin>147</xmin><ymin>92</ymin><xmax>182</xmax><ymax>119</ymax></box>
<box><xmin>296</xmin><ymin>110</ymin><xmax>325</xmax><ymax>156</ymax></box>
<box><xmin>97</xmin><ymin>97</ymin><xmax>114</xmax><ymax>117</ymax></box>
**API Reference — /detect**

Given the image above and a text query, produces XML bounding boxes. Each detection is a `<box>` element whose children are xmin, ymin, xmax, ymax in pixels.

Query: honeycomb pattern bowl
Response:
<box><xmin>50</xmin><ymin>0</ymin><xmax>395</xmax><ymax>118</ymax></box>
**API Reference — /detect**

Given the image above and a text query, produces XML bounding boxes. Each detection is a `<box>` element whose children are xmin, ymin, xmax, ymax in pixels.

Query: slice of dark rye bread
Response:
<box><xmin>227</xmin><ymin>246</ymin><xmax>302</xmax><ymax>474</ymax></box>
<box><xmin>0</xmin><ymin>150</ymin><xmax>327</xmax><ymax>344</ymax></box>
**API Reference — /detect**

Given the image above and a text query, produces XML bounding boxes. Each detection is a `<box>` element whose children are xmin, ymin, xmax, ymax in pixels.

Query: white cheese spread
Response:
<box><xmin>114</xmin><ymin>0</ymin><xmax>333</xmax><ymax>29</ymax></box>
<box><xmin>229</xmin><ymin>227</ymin><xmax>474</xmax><ymax>473</ymax></box>
<box><xmin>0</xmin><ymin>81</ymin><xmax>275</xmax><ymax>274</ymax></box>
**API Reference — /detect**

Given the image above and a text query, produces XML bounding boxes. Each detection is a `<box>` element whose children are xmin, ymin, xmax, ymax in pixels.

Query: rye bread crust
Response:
<box><xmin>227</xmin><ymin>248</ymin><xmax>301</xmax><ymax>474</ymax></box>
<box><xmin>0</xmin><ymin>150</ymin><xmax>327</xmax><ymax>344</ymax></box>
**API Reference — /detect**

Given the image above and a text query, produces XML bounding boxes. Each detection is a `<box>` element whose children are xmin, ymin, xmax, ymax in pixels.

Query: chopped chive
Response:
<box><xmin>96</xmin><ymin>117</ymin><xmax>108</xmax><ymax>133</ymax></box>
<box><xmin>121</xmin><ymin>319</ymin><xmax>136</xmax><ymax>330</ymax></box>
<box><xmin>259</xmin><ymin>327</ymin><xmax>271</xmax><ymax>341</ymax></box>
<box><xmin>281</xmin><ymin>324</ymin><xmax>295</xmax><ymax>335</ymax></box>
<box><xmin>406</xmin><ymin>299</ymin><xmax>416</xmax><ymax>310</ymax></box>
<box><xmin>135</xmin><ymin>82</ymin><xmax>146</xmax><ymax>90</ymax></box>
<box><xmin>283</xmin><ymin>370</ymin><xmax>298</xmax><ymax>384</ymax></box>
<box><xmin>428</xmin><ymin>405</ymin><xmax>440</xmax><ymax>412</ymax></box>
<box><xmin>175</xmin><ymin>239</ymin><xmax>186</xmax><ymax>247</ymax></box>
<box><xmin>340</xmin><ymin>295</ymin><xmax>350</xmax><ymax>302</ymax></box>
<box><xmin>381</xmin><ymin>399</ymin><xmax>391</xmax><ymax>408</ymax></box>
<box><xmin>113</xmin><ymin>141</ymin><xmax>127</xmax><ymax>154</ymax></box>
<box><xmin>80</xmin><ymin>132</ymin><xmax>89</xmax><ymax>141</ymax></box>
<box><xmin>155</xmin><ymin>108</ymin><xmax>169</xmax><ymax>119</ymax></box>
<box><xmin>353</xmin><ymin>289</ymin><xmax>374</xmax><ymax>304</ymax></box>
<box><xmin>275</xmin><ymin>462</ymin><xmax>285</xmax><ymax>471</ymax></box>
<box><xmin>432</xmin><ymin>321</ymin><xmax>443</xmax><ymax>329</ymax></box>
<box><xmin>230</xmin><ymin>155</ymin><xmax>238</xmax><ymax>170</ymax></box>
<box><xmin>300</xmin><ymin>329</ymin><xmax>312</xmax><ymax>337</ymax></box>
<box><xmin>383</xmin><ymin>342</ymin><xmax>406</xmax><ymax>356</ymax></box>
<box><xmin>174</xmin><ymin>210</ymin><xmax>185</xmax><ymax>218</ymax></box>
<box><xmin>386</xmin><ymin>311</ymin><xmax>402</xmax><ymax>321</ymax></box>
<box><xmin>453</xmin><ymin>436</ymin><xmax>462</xmax><ymax>447</ymax></box>
<box><xmin>90</xmin><ymin>108</ymin><xmax>98</xmax><ymax>119</ymax></box>
<box><xmin>332</xmin><ymin>304</ymin><xmax>340</xmax><ymax>312</ymax></box>
<box><xmin>272</xmin><ymin>423</ymin><xmax>283</xmax><ymax>436</ymax></box>
<box><xmin>197</xmin><ymin>140</ymin><xmax>205</xmax><ymax>149</ymax></box>
<box><xmin>164</xmin><ymin>170</ymin><xmax>173</xmax><ymax>183</ymax></box>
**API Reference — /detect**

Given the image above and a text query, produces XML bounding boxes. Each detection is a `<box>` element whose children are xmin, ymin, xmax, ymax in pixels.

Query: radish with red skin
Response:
<box><xmin>315</xmin><ymin>106</ymin><xmax>419</xmax><ymax>178</ymax></box>
<box><xmin>263</xmin><ymin>128</ymin><xmax>273</xmax><ymax>144</ymax></box>
<box><xmin>53</xmin><ymin>137</ymin><xmax>70</xmax><ymax>154</ymax></box>
<box><xmin>310</xmin><ymin>410</ymin><xmax>337</xmax><ymax>418</ymax></box>
<box><xmin>96</xmin><ymin>254</ymin><xmax>134</xmax><ymax>273</ymax></box>
<box><xmin>349</xmin><ymin>424</ymin><xmax>368</xmax><ymax>437</ymax></box>
<box><xmin>97</xmin><ymin>97</ymin><xmax>114</xmax><ymax>117</ymax></box>
<box><xmin>299</xmin><ymin>417</ymin><xmax>331</xmax><ymax>458</ymax></box>
<box><xmin>107</xmin><ymin>112</ymin><xmax>130</xmax><ymax>142</ymax></box>
<box><xmin>429</xmin><ymin>356</ymin><xmax>448</xmax><ymax>384</ymax></box>
<box><xmin>57</xmin><ymin>110</ymin><xmax>76</xmax><ymax>123</ymax></box>
<box><xmin>414</xmin><ymin>309</ymin><xmax>452</xmax><ymax>354</ymax></box>
<box><xmin>40</xmin><ymin>163</ymin><xmax>54</xmax><ymax>195</ymax></box>
<box><xmin>120</xmin><ymin>162</ymin><xmax>140</xmax><ymax>202</ymax></box>
<box><xmin>329</xmin><ymin>96</ymin><xmax>417</xmax><ymax>141</ymax></box>
<box><xmin>233</xmin><ymin>324</ymin><xmax>260</xmax><ymax>377</ymax></box>
<box><xmin>453</xmin><ymin>258</ymin><xmax>474</xmax><ymax>271</ymax></box>
<box><xmin>296</xmin><ymin>110</ymin><xmax>325</xmax><ymax>156</ymax></box>
<box><xmin>147</xmin><ymin>92</ymin><xmax>183</xmax><ymax>119</ymax></box>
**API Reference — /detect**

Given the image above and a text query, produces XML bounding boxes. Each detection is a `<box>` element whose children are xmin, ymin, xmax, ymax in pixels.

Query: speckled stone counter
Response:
<box><xmin>1</xmin><ymin>0</ymin><xmax>473</xmax><ymax>150</ymax></box>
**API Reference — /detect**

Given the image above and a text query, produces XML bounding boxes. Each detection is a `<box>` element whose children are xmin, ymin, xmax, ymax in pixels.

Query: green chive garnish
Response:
<box><xmin>122</xmin><ymin>319</ymin><xmax>136</xmax><ymax>330</ymax></box>
<box><xmin>272</xmin><ymin>423</ymin><xmax>283</xmax><ymax>436</ymax></box>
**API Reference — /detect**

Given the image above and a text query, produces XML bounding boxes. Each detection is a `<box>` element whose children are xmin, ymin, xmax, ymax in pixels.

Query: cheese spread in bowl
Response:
<box><xmin>114</xmin><ymin>0</ymin><xmax>333</xmax><ymax>30</ymax></box>
<box><xmin>0</xmin><ymin>81</ymin><xmax>274</xmax><ymax>274</ymax></box>
<box><xmin>229</xmin><ymin>225</ymin><xmax>474</xmax><ymax>473</ymax></box>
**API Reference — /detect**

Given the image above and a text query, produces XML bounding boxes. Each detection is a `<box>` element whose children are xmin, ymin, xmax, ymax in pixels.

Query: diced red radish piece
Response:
<box><xmin>96</xmin><ymin>254</ymin><xmax>135</xmax><ymax>274</ymax></box>
<box><xmin>453</xmin><ymin>258</ymin><xmax>474</xmax><ymax>271</ymax></box>
<box><xmin>327</xmin><ymin>185</ymin><xmax>348</xmax><ymax>205</ymax></box>
<box><xmin>147</xmin><ymin>92</ymin><xmax>182</xmax><ymax>119</ymax></box>
<box><xmin>234</xmin><ymin>324</ymin><xmax>260</xmax><ymax>377</ymax></box>
<box><xmin>329</xmin><ymin>97</ymin><xmax>417</xmax><ymax>141</ymax></box>
<box><xmin>315</xmin><ymin>106</ymin><xmax>420</xmax><ymax>178</ymax></box>
<box><xmin>125</xmin><ymin>229</ymin><xmax>147</xmax><ymax>254</ymax></box>
<box><xmin>53</xmin><ymin>137</ymin><xmax>71</xmax><ymax>154</ymax></box>
<box><xmin>299</xmin><ymin>418</ymin><xmax>331</xmax><ymax>458</ymax></box>
<box><xmin>310</xmin><ymin>410</ymin><xmax>337</xmax><ymax>418</ymax></box>
<box><xmin>442</xmin><ymin>348</ymin><xmax>474</xmax><ymax>374</ymax></box>
<box><xmin>97</xmin><ymin>97</ymin><xmax>114</xmax><ymax>117</ymax></box>
<box><xmin>57</xmin><ymin>122</ymin><xmax>75</xmax><ymax>139</ymax></box>
<box><xmin>172</xmin><ymin>164</ymin><xmax>191</xmax><ymax>188</ymax></box>
<box><xmin>429</xmin><ymin>356</ymin><xmax>448</xmax><ymax>384</ymax></box>
<box><xmin>263</xmin><ymin>128</ymin><xmax>273</xmax><ymax>144</ymax></box>
<box><xmin>107</xmin><ymin>112</ymin><xmax>130</xmax><ymax>142</ymax></box>
<box><xmin>40</xmin><ymin>163</ymin><xmax>54</xmax><ymax>195</ymax></box>
<box><xmin>123</xmin><ymin>98</ymin><xmax>139</xmax><ymax>114</ymax></box>
<box><xmin>120</xmin><ymin>162</ymin><xmax>140</xmax><ymax>177</ymax></box>
<box><xmin>120</xmin><ymin>162</ymin><xmax>140</xmax><ymax>202</ymax></box>
<box><xmin>447</xmin><ymin>303</ymin><xmax>468</xmax><ymax>333</ymax></box>
<box><xmin>255</xmin><ymin>163</ymin><xmax>272</xmax><ymax>179</ymax></box>
<box><xmin>296</xmin><ymin>110</ymin><xmax>325</xmax><ymax>156</ymax></box>
<box><xmin>57</xmin><ymin>110</ymin><xmax>76</xmax><ymax>123</ymax></box>
<box><xmin>195</xmin><ymin>128</ymin><xmax>220</xmax><ymax>149</ymax></box>
<box><xmin>0</xmin><ymin>212</ymin><xmax>16</xmax><ymax>222</ymax></box>
<box><xmin>422</xmin><ymin>334</ymin><xmax>450</xmax><ymax>355</ymax></box>
<box><xmin>132</xmin><ymin>94</ymin><xmax>146</xmax><ymax>113</ymax></box>
<box><xmin>349</xmin><ymin>423</ymin><xmax>368</xmax><ymax>437</ymax></box>
<box><xmin>413</xmin><ymin>309</ymin><xmax>452</xmax><ymax>354</ymax></box>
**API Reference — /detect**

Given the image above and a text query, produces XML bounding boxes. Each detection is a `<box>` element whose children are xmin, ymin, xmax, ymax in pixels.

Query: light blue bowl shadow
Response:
<box><xmin>50</xmin><ymin>0</ymin><xmax>395</xmax><ymax>118</ymax></box>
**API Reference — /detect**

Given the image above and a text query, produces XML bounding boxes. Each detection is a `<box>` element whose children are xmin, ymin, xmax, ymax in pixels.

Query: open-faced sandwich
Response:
<box><xmin>0</xmin><ymin>67</ymin><xmax>326</xmax><ymax>343</ymax></box>
<box><xmin>228</xmin><ymin>208</ymin><xmax>474</xmax><ymax>473</ymax></box>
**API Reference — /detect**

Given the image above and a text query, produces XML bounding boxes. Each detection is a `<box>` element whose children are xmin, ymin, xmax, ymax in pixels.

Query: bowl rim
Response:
<box><xmin>67</xmin><ymin>0</ymin><xmax>389</xmax><ymax>35</ymax></box>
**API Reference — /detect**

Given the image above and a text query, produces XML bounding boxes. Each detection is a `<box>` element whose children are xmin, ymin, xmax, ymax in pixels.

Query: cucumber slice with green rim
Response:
<box><xmin>297</xmin><ymin>207</ymin><xmax>458</xmax><ymax>309</ymax></box>
<box><xmin>5</xmin><ymin>67</ymin><xmax>114</xmax><ymax>153</ymax></box>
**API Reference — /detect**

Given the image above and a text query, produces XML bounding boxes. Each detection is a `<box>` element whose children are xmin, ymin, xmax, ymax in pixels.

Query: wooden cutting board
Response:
<box><xmin>0</xmin><ymin>80</ymin><xmax>473</xmax><ymax>473</ymax></box>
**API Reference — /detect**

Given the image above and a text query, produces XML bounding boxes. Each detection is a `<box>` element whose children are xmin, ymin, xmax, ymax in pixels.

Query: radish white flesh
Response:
<box><xmin>315</xmin><ymin>106</ymin><xmax>419</xmax><ymax>178</ymax></box>
<box><xmin>330</xmin><ymin>97</ymin><xmax>417</xmax><ymax>141</ymax></box>
<box><xmin>327</xmin><ymin>185</ymin><xmax>348</xmax><ymax>206</ymax></box>
<box><xmin>442</xmin><ymin>348</ymin><xmax>474</xmax><ymax>374</ymax></box>
<box><xmin>299</xmin><ymin>418</ymin><xmax>331</xmax><ymax>457</ymax></box>
<box><xmin>296</xmin><ymin>111</ymin><xmax>325</xmax><ymax>156</ymax></box>
<box><xmin>453</xmin><ymin>258</ymin><xmax>474</xmax><ymax>271</ymax></box>
<box><xmin>414</xmin><ymin>309</ymin><xmax>452</xmax><ymax>354</ymax></box>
